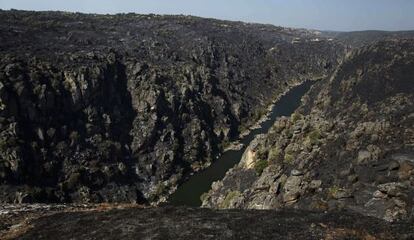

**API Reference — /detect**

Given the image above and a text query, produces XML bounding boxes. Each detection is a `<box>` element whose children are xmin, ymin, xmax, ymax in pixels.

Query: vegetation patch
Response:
<box><xmin>307</xmin><ymin>129</ymin><xmax>322</xmax><ymax>145</ymax></box>
<box><xmin>328</xmin><ymin>185</ymin><xmax>341</xmax><ymax>198</ymax></box>
<box><xmin>238</xmin><ymin>124</ymin><xmax>248</xmax><ymax>134</ymax></box>
<box><xmin>219</xmin><ymin>139</ymin><xmax>231</xmax><ymax>150</ymax></box>
<box><xmin>220</xmin><ymin>190</ymin><xmax>241</xmax><ymax>209</ymax></box>
<box><xmin>254</xmin><ymin>159</ymin><xmax>269</xmax><ymax>175</ymax></box>
<box><xmin>268</xmin><ymin>147</ymin><xmax>281</xmax><ymax>163</ymax></box>
<box><xmin>200</xmin><ymin>192</ymin><xmax>209</xmax><ymax>203</ymax></box>
<box><xmin>285</xmin><ymin>128</ymin><xmax>294</xmax><ymax>139</ymax></box>
<box><xmin>252</xmin><ymin>108</ymin><xmax>267</xmax><ymax>122</ymax></box>
<box><xmin>284</xmin><ymin>153</ymin><xmax>295</xmax><ymax>164</ymax></box>
<box><xmin>256</xmin><ymin>146</ymin><xmax>269</xmax><ymax>162</ymax></box>
<box><xmin>149</xmin><ymin>182</ymin><xmax>167</xmax><ymax>201</ymax></box>
<box><xmin>291</xmin><ymin>112</ymin><xmax>303</xmax><ymax>123</ymax></box>
<box><xmin>0</xmin><ymin>137</ymin><xmax>16</xmax><ymax>151</ymax></box>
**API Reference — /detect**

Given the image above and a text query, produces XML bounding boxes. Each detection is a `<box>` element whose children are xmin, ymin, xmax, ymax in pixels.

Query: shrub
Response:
<box><xmin>65</xmin><ymin>172</ymin><xmax>81</xmax><ymax>190</ymax></box>
<box><xmin>0</xmin><ymin>138</ymin><xmax>8</xmax><ymax>152</ymax></box>
<box><xmin>328</xmin><ymin>185</ymin><xmax>341</xmax><ymax>198</ymax></box>
<box><xmin>251</xmin><ymin>108</ymin><xmax>267</xmax><ymax>123</ymax></box>
<box><xmin>291</xmin><ymin>112</ymin><xmax>303</xmax><ymax>123</ymax></box>
<box><xmin>254</xmin><ymin>160</ymin><xmax>268</xmax><ymax>175</ymax></box>
<box><xmin>308</xmin><ymin>129</ymin><xmax>322</xmax><ymax>145</ymax></box>
<box><xmin>200</xmin><ymin>192</ymin><xmax>209</xmax><ymax>203</ymax></box>
<box><xmin>285</xmin><ymin>128</ymin><xmax>294</xmax><ymax>139</ymax></box>
<box><xmin>256</xmin><ymin>146</ymin><xmax>268</xmax><ymax>162</ymax></box>
<box><xmin>220</xmin><ymin>190</ymin><xmax>241</xmax><ymax>208</ymax></box>
<box><xmin>219</xmin><ymin>139</ymin><xmax>231</xmax><ymax>150</ymax></box>
<box><xmin>284</xmin><ymin>153</ymin><xmax>294</xmax><ymax>164</ymax></box>
<box><xmin>155</xmin><ymin>182</ymin><xmax>166</xmax><ymax>196</ymax></box>
<box><xmin>173</xmin><ymin>141</ymin><xmax>180</xmax><ymax>152</ymax></box>
<box><xmin>0</xmin><ymin>136</ymin><xmax>18</xmax><ymax>152</ymax></box>
<box><xmin>69</xmin><ymin>131</ymin><xmax>80</xmax><ymax>142</ymax></box>
<box><xmin>238</xmin><ymin>124</ymin><xmax>248</xmax><ymax>134</ymax></box>
<box><xmin>268</xmin><ymin>147</ymin><xmax>281</xmax><ymax>162</ymax></box>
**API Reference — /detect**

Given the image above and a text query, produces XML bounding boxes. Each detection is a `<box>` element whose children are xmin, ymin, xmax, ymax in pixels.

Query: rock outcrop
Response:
<box><xmin>0</xmin><ymin>10</ymin><xmax>344</xmax><ymax>203</ymax></box>
<box><xmin>202</xmin><ymin>39</ymin><xmax>414</xmax><ymax>223</ymax></box>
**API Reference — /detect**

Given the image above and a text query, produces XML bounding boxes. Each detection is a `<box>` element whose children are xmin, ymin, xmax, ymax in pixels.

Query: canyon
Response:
<box><xmin>0</xmin><ymin>10</ymin><xmax>343</xmax><ymax>204</ymax></box>
<box><xmin>0</xmin><ymin>9</ymin><xmax>413</xmax><ymax>240</ymax></box>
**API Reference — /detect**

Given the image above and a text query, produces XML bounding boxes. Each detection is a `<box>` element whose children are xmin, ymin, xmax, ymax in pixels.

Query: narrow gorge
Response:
<box><xmin>202</xmin><ymin>39</ymin><xmax>414</xmax><ymax>223</ymax></box>
<box><xmin>169</xmin><ymin>81</ymin><xmax>314</xmax><ymax>206</ymax></box>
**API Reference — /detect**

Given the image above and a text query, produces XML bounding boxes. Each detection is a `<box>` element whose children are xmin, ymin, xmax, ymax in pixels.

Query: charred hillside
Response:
<box><xmin>2</xmin><ymin>205</ymin><xmax>414</xmax><ymax>240</ymax></box>
<box><xmin>0</xmin><ymin>10</ymin><xmax>344</xmax><ymax>204</ymax></box>
<box><xmin>202</xmin><ymin>39</ymin><xmax>414</xmax><ymax>223</ymax></box>
<box><xmin>323</xmin><ymin>30</ymin><xmax>414</xmax><ymax>48</ymax></box>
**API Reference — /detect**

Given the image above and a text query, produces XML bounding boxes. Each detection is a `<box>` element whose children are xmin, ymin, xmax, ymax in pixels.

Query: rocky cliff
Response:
<box><xmin>202</xmin><ymin>39</ymin><xmax>414</xmax><ymax>223</ymax></box>
<box><xmin>0</xmin><ymin>10</ymin><xmax>344</xmax><ymax>203</ymax></box>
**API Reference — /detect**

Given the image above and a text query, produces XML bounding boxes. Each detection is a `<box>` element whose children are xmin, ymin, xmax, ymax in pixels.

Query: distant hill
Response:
<box><xmin>322</xmin><ymin>30</ymin><xmax>414</xmax><ymax>48</ymax></box>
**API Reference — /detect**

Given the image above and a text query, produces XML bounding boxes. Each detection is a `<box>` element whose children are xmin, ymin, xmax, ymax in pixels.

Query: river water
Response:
<box><xmin>168</xmin><ymin>81</ymin><xmax>314</xmax><ymax>206</ymax></box>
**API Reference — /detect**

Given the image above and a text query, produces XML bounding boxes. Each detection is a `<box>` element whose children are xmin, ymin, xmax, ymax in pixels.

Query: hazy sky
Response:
<box><xmin>1</xmin><ymin>0</ymin><xmax>413</xmax><ymax>31</ymax></box>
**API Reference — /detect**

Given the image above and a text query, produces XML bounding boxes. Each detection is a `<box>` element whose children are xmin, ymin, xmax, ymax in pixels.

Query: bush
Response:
<box><xmin>285</xmin><ymin>128</ymin><xmax>294</xmax><ymax>139</ymax></box>
<box><xmin>155</xmin><ymin>182</ymin><xmax>166</xmax><ymax>196</ymax></box>
<box><xmin>284</xmin><ymin>153</ymin><xmax>294</xmax><ymax>164</ymax></box>
<box><xmin>328</xmin><ymin>186</ymin><xmax>341</xmax><ymax>198</ymax></box>
<box><xmin>220</xmin><ymin>190</ymin><xmax>241</xmax><ymax>208</ymax></box>
<box><xmin>0</xmin><ymin>136</ymin><xmax>18</xmax><ymax>151</ymax></box>
<box><xmin>200</xmin><ymin>192</ymin><xmax>209</xmax><ymax>203</ymax></box>
<box><xmin>254</xmin><ymin>160</ymin><xmax>268</xmax><ymax>175</ymax></box>
<box><xmin>252</xmin><ymin>108</ymin><xmax>267</xmax><ymax>122</ymax></box>
<box><xmin>173</xmin><ymin>141</ymin><xmax>180</xmax><ymax>152</ymax></box>
<box><xmin>0</xmin><ymin>139</ymin><xmax>8</xmax><ymax>152</ymax></box>
<box><xmin>238</xmin><ymin>124</ymin><xmax>248</xmax><ymax>134</ymax></box>
<box><xmin>291</xmin><ymin>112</ymin><xmax>303</xmax><ymax>123</ymax></box>
<box><xmin>256</xmin><ymin>146</ymin><xmax>268</xmax><ymax>162</ymax></box>
<box><xmin>69</xmin><ymin>131</ymin><xmax>80</xmax><ymax>142</ymax></box>
<box><xmin>268</xmin><ymin>147</ymin><xmax>281</xmax><ymax>162</ymax></box>
<box><xmin>308</xmin><ymin>129</ymin><xmax>322</xmax><ymax>145</ymax></box>
<box><xmin>219</xmin><ymin>139</ymin><xmax>231</xmax><ymax>150</ymax></box>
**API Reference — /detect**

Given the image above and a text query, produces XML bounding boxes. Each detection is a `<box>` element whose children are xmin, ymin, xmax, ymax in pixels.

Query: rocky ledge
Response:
<box><xmin>0</xmin><ymin>205</ymin><xmax>413</xmax><ymax>239</ymax></box>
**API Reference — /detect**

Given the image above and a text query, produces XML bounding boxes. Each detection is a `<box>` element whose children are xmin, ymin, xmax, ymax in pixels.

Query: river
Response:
<box><xmin>168</xmin><ymin>81</ymin><xmax>314</xmax><ymax>206</ymax></box>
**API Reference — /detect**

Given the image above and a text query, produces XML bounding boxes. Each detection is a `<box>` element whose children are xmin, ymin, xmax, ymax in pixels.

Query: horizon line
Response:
<box><xmin>2</xmin><ymin>8</ymin><xmax>414</xmax><ymax>33</ymax></box>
